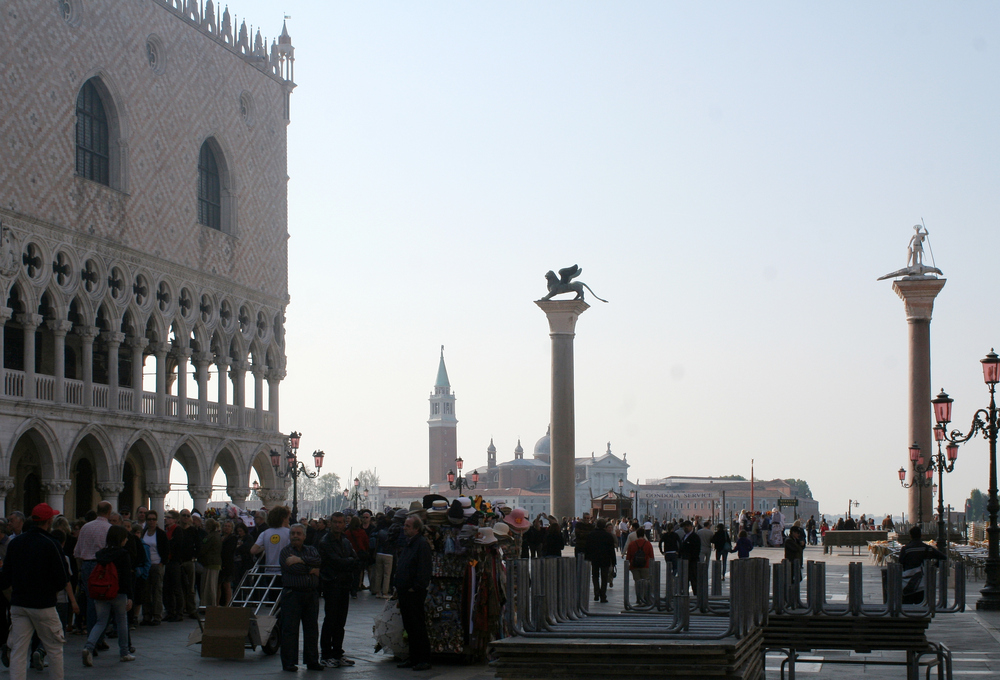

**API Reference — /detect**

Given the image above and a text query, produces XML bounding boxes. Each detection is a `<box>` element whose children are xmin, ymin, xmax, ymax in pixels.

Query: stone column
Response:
<box><xmin>17</xmin><ymin>313</ymin><xmax>41</xmax><ymax>400</ymax></box>
<box><xmin>267</xmin><ymin>368</ymin><xmax>285</xmax><ymax>432</ymax></box>
<box><xmin>47</xmin><ymin>319</ymin><xmax>72</xmax><ymax>403</ymax></box>
<box><xmin>96</xmin><ymin>481</ymin><xmax>125</xmax><ymax>505</ymax></box>
<box><xmin>151</xmin><ymin>343</ymin><xmax>168</xmax><ymax>416</ymax></box>
<box><xmin>253</xmin><ymin>365</ymin><xmax>266</xmax><ymax>429</ymax></box>
<box><xmin>174</xmin><ymin>345</ymin><xmax>191</xmax><ymax>421</ymax></box>
<box><xmin>188</xmin><ymin>485</ymin><xmax>212</xmax><ymax>513</ymax></box>
<box><xmin>227</xmin><ymin>486</ymin><xmax>252</xmax><ymax>509</ymax></box>
<box><xmin>0</xmin><ymin>307</ymin><xmax>12</xmax><ymax>391</ymax></box>
<box><xmin>0</xmin><ymin>478</ymin><xmax>14</xmax><ymax>516</ymax></box>
<box><xmin>231</xmin><ymin>360</ymin><xmax>248</xmax><ymax>426</ymax></box>
<box><xmin>215</xmin><ymin>355</ymin><xmax>230</xmax><ymax>412</ymax></box>
<box><xmin>106</xmin><ymin>331</ymin><xmax>125</xmax><ymax>411</ymax></box>
<box><xmin>146</xmin><ymin>483</ymin><xmax>171</xmax><ymax>519</ymax></box>
<box><xmin>129</xmin><ymin>337</ymin><xmax>149</xmax><ymax>413</ymax></box>
<box><xmin>893</xmin><ymin>277</ymin><xmax>947</xmax><ymax>523</ymax></box>
<box><xmin>193</xmin><ymin>352</ymin><xmax>213</xmax><ymax>424</ymax></box>
<box><xmin>42</xmin><ymin>479</ymin><xmax>73</xmax><ymax>513</ymax></box>
<box><xmin>257</xmin><ymin>488</ymin><xmax>288</xmax><ymax>508</ymax></box>
<box><xmin>535</xmin><ymin>299</ymin><xmax>590</xmax><ymax>522</ymax></box>
<box><xmin>78</xmin><ymin>325</ymin><xmax>99</xmax><ymax>408</ymax></box>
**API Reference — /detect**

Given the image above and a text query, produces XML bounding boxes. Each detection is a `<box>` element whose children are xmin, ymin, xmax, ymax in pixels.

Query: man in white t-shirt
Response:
<box><xmin>251</xmin><ymin>506</ymin><xmax>291</xmax><ymax>573</ymax></box>
<box><xmin>140</xmin><ymin>510</ymin><xmax>169</xmax><ymax>625</ymax></box>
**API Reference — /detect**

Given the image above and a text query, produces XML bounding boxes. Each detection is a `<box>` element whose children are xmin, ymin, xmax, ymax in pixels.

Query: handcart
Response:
<box><xmin>192</xmin><ymin>558</ymin><xmax>283</xmax><ymax>657</ymax></box>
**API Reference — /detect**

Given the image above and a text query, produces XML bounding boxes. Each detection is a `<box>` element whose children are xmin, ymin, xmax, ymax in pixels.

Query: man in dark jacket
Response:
<box><xmin>278</xmin><ymin>524</ymin><xmax>323</xmax><ymax>672</ymax></box>
<box><xmin>163</xmin><ymin>511</ymin><xmax>187</xmax><ymax>622</ymax></box>
<box><xmin>898</xmin><ymin>526</ymin><xmax>947</xmax><ymax>604</ymax></box>
<box><xmin>573</xmin><ymin>513</ymin><xmax>594</xmax><ymax>558</ymax></box>
<box><xmin>140</xmin><ymin>511</ymin><xmax>169</xmax><ymax>625</ymax></box>
<box><xmin>316</xmin><ymin>512</ymin><xmax>357</xmax><ymax>668</ymax></box>
<box><xmin>584</xmin><ymin>518</ymin><xmax>616</xmax><ymax>603</ymax></box>
<box><xmin>659</xmin><ymin>522</ymin><xmax>681</xmax><ymax>574</ymax></box>
<box><xmin>1</xmin><ymin>503</ymin><xmax>68</xmax><ymax>680</ymax></box>
<box><xmin>679</xmin><ymin>520</ymin><xmax>701</xmax><ymax>595</ymax></box>
<box><xmin>394</xmin><ymin>516</ymin><xmax>432</xmax><ymax>672</ymax></box>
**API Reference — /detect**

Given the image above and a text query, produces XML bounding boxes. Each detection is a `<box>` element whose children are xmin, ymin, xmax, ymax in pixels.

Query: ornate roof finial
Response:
<box><xmin>279</xmin><ymin>19</ymin><xmax>292</xmax><ymax>45</ymax></box>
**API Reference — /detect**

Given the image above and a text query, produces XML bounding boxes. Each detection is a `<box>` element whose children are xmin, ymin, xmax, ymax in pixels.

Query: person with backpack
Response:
<box><xmin>624</xmin><ymin>527</ymin><xmax>654</xmax><ymax>604</ymax></box>
<box><xmin>82</xmin><ymin>525</ymin><xmax>134</xmax><ymax>666</ymax></box>
<box><xmin>898</xmin><ymin>526</ymin><xmax>946</xmax><ymax>604</ymax></box>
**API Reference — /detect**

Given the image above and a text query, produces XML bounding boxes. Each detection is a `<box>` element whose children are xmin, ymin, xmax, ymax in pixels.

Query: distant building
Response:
<box><xmin>638</xmin><ymin>476</ymin><xmax>820</xmax><ymax>522</ymax></box>
<box><xmin>427</xmin><ymin>347</ymin><xmax>457</xmax><ymax>485</ymax></box>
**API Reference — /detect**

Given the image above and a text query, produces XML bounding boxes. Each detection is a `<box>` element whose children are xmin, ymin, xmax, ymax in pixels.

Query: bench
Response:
<box><xmin>823</xmin><ymin>530</ymin><xmax>888</xmax><ymax>554</ymax></box>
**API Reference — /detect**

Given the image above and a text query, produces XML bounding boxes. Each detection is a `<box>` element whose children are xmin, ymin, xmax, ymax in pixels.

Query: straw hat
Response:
<box><xmin>406</xmin><ymin>501</ymin><xmax>426</xmax><ymax>516</ymax></box>
<box><xmin>506</xmin><ymin>508</ymin><xmax>530</xmax><ymax>532</ymax></box>
<box><xmin>474</xmin><ymin>527</ymin><xmax>498</xmax><ymax>545</ymax></box>
<box><xmin>493</xmin><ymin>522</ymin><xmax>512</xmax><ymax>539</ymax></box>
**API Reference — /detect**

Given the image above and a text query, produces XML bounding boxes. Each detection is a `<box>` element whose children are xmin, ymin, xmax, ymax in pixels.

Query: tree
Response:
<box><xmin>783</xmin><ymin>479</ymin><xmax>813</xmax><ymax>499</ymax></box>
<box><xmin>357</xmin><ymin>469</ymin><xmax>380</xmax><ymax>491</ymax></box>
<box><xmin>718</xmin><ymin>475</ymin><xmax>747</xmax><ymax>481</ymax></box>
<box><xmin>315</xmin><ymin>473</ymin><xmax>341</xmax><ymax>500</ymax></box>
<box><xmin>967</xmin><ymin>488</ymin><xmax>987</xmax><ymax>521</ymax></box>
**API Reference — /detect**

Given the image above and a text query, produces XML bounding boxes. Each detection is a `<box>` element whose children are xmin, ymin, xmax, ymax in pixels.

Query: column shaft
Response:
<box><xmin>106</xmin><ymin>332</ymin><xmax>125</xmax><ymax>411</ymax></box>
<box><xmin>79</xmin><ymin>326</ymin><xmax>98</xmax><ymax>408</ymax></box>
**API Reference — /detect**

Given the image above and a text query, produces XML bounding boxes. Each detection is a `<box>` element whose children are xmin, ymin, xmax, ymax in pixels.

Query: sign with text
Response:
<box><xmin>777</xmin><ymin>498</ymin><xmax>799</xmax><ymax>507</ymax></box>
<box><xmin>637</xmin><ymin>491</ymin><xmax>721</xmax><ymax>501</ymax></box>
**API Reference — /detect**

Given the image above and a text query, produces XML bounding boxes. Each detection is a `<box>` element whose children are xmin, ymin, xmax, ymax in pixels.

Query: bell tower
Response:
<box><xmin>428</xmin><ymin>346</ymin><xmax>457</xmax><ymax>485</ymax></box>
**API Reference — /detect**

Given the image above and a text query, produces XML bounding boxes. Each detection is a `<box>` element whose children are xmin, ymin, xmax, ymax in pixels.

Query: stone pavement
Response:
<box><xmin>11</xmin><ymin>545</ymin><xmax>999</xmax><ymax>679</ymax></box>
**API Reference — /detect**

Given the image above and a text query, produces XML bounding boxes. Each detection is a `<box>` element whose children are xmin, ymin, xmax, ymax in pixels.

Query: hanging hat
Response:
<box><xmin>427</xmin><ymin>500</ymin><xmax>449</xmax><ymax>525</ymax></box>
<box><xmin>423</xmin><ymin>494</ymin><xmax>448</xmax><ymax>509</ymax></box>
<box><xmin>474</xmin><ymin>527</ymin><xmax>497</xmax><ymax>545</ymax></box>
<box><xmin>506</xmin><ymin>508</ymin><xmax>530</xmax><ymax>532</ymax></box>
<box><xmin>447</xmin><ymin>500</ymin><xmax>466</xmax><ymax>525</ymax></box>
<box><xmin>429</xmin><ymin>500</ymin><xmax>449</xmax><ymax>512</ymax></box>
<box><xmin>459</xmin><ymin>496</ymin><xmax>475</xmax><ymax>517</ymax></box>
<box><xmin>406</xmin><ymin>501</ymin><xmax>425</xmax><ymax>516</ymax></box>
<box><xmin>493</xmin><ymin>522</ymin><xmax>512</xmax><ymax>539</ymax></box>
<box><xmin>458</xmin><ymin>524</ymin><xmax>479</xmax><ymax>541</ymax></box>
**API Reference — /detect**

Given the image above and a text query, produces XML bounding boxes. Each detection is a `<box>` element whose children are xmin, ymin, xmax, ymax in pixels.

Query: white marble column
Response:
<box><xmin>78</xmin><ymin>325</ymin><xmax>99</xmax><ymax>408</ymax></box>
<box><xmin>893</xmin><ymin>277</ymin><xmax>947</xmax><ymax>523</ymax></box>
<box><xmin>17</xmin><ymin>313</ymin><xmax>41</xmax><ymax>400</ymax></box>
<box><xmin>47</xmin><ymin>319</ymin><xmax>72</xmax><ymax>403</ymax></box>
<box><xmin>174</xmin><ymin>345</ymin><xmax>191</xmax><ymax>421</ymax></box>
<box><xmin>192</xmin><ymin>352</ymin><xmax>213</xmax><ymax>424</ymax></box>
<box><xmin>188</xmin><ymin>485</ymin><xmax>211</xmax><ymax>513</ymax></box>
<box><xmin>129</xmin><ymin>337</ymin><xmax>149</xmax><ymax>414</ymax></box>
<box><xmin>231</xmin><ymin>359</ymin><xmax>248</xmax><ymax>427</ymax></box>
<box><xmin>106</xmin><ymin>331</ymin><xmax>125</xmax><ymax>411</ymax></box>
<box><xmin>227</xmin><ymin>486</ymin><xmax>252</xmax><ymax>509</ymax></box>
<box><xmin>146</xmin><ymin>483</ymin><xmax>170</xmax><ymax>519</ymax></box>
<box><xmin>0</xmin><ymin>307</ymin><xmax>12</xmax><ymax>392</ymax></box>
<box><xmin>253</xmin><ymin>366</ymin><xmax>266</xmax><ymax>429</ymax></box>
<box><xmin>151</xmin><ymin>343</ymin><xmax>168</xmax><ymax>417</ymax></box>
<box><xmin>536</xmin><ymin>299</ymin><xmax>590</xmax><ymax>523</ymax></box>
<box><xmin>42</xmin><ymin>479</ymin><xmax>73</xmax><ymax>514</ymax></box>
<box><xmin>216</xmin><ymin>356</ymin><xmax>230</xmax><ymax>411</ymax></box>
<box><xmin>267</xmin><ymin>368</ymin><xmax>285</xmax><ymax>432</ymax></box>
<box><xmin>96</xmin><ymin>481</ymin><xmax>125</xmax><ymax>505</ymax></box>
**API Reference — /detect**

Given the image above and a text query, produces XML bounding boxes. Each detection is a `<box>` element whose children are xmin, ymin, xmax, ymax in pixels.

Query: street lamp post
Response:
<box><xmin>345</xmin><ymin>477</ymin><xmax>368</xmax><ymax>510</ymax></box>
<box><xmin>847</xmin><ymin>499</ymin><xmax>860</xmax><ymax>520</ymax></box>
<box><xmin>928</xmin><ymin>349</ymin><xmax>1000</xmax><ymax>610</ymax></box>
<box><xmin>898</xmin><ymin>442</ymin><xmax>936</xmax><ymax>525</ymax></box>
<box><xmin>269</xmin><ymin>431</ymin><xmax>323</xmax><ymax>522</ymax></box>
<box><xmin>447</xmin><ymin>457</ymin><xmax>478</xmax><ymax>495</ymax></box>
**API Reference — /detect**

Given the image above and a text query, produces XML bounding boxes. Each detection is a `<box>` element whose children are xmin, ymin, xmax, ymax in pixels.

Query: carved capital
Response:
<box><xmin>104</xmin><ymin>331</ymin><xmax>126</xmax><ymax>347</ymax></box>
<box><xmin>171</xmin><ymin>346</ymin><xmax>193</xmax><ymax>360</ymax></box>
<box><xmin>16</xmin><ymin>313</ymin><xmax>43</xmax><ymax>329</ymax></box>
<box><xmin>893</xmin><ymin>278</ymin><xmax>947</xmax><ymax>322</ymax></box>
<box><xmin>128</xmin><ymin>336</ymin><xmax>150</xmax><ymax>351</ymax></box>
<box><xmin>227</xmin><ymin>486</ymin><xmax>252</xmax><ymax>502</ymax></box>
<box><xmin>251</xmin><ymin>365</ymin><xmax>267</xmax><ymax>379</ymax></box>
<box><xmin>96</xmin><ymin>482</ymin><xmax>125</xmax><ymax>497</ymax></box>
<box><xmin>76</xmin><ymin>325</ymin><xmax>100</xmax><ymax>341</ymax></box>
<box><xmin>256</xmin><ymin>489</ymin><xmax>288</xmax><ymax>505</ymax></box>
<box><xmin>187</xmin><ymin>485</ymin><xmax>212</xmax><ymax>499</ymax></box>
<box><xmin>46</xmin><ymin>319</ymin><xmax>73</xmax><ymax>336</ymax></box>
<box><xmin>0</xmin><ymin>477</ymin><xmax>15</xmax><ymax>496</ymax></box>
<box><xmin>192</xmin><ymin>351</ymin><xmax>215</xmax><ymax>367</ymax></box>
<box><xmin>41</xmin><ymin>479</ymin><xmax>73</xmax><ymax>495</ymax></box>
<box><xmin>148</xmin><ymin>341</ymin><xmax>170</xmax><ymax>356</ymax></box>
<box><xmin>266</xmin><ymin>368</ymin><xmax>287</xmax><ymax>382</ymax></box>
<box><xmin>215</xmin><ymin>355</ymin><xmax>231</xmax><ymax>369</ymax></box>
<box><xmin>146</xmin><ymin>483</ymin><xmax>171</xmax><ymax>498</ymax></box>
<box><xmin>0</xmin><ymin>307</ymin><xmax>12</xmax><ymax>323</ymax></box>
<box><xmin>230</xmin><ymin>359</ymin><xmax>250</xmax><ymax>373</ymax></box>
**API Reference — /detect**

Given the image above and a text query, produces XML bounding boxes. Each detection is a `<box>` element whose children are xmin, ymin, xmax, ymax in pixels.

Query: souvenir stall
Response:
<box><xmin>373</xmin><ymin>496</ymin><xmax>528</xmax><ymax>663</ymax></box>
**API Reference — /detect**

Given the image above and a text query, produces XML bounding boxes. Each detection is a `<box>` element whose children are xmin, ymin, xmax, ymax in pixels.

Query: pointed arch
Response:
<box><xmin>6</xmin><ymin>418</ymin><xmax>61</xmax><ymax>479</ymax></box>
<box><xmin>250</xmin><ymin>445</ymin><xmax>278</xmax><ymax>490</ymax></box>
<box><xmin>197</xmin><ymin>135</ymin><xmax>237</xmax><ymax>234</ymax></box>
<box><xmin>210</xmin><ymin>440</ymin><xmax>243</xmax><ymax>490</ymax></box>
<box><xmin>75</xmin><ymin>71</ymin><xmax>129</xmax><ymax>191</ymax></box>
<box><xmin>66</xmin><ymin>423</ymin><xmax>117</xmax><ymax>481</ymax></box>
<box><xmin>122</xmin><ymin>430</ymin><xmax>168</xmax><ymax>486</ymax></box>
<box><xmin>168</xmin><ymin>434</ymin><xmax>207</xmax><ymax>487</ymax></box>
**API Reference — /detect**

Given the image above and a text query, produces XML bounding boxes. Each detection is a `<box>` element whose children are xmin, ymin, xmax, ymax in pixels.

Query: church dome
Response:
<box><xmin>533</xmin><ymin>425</ymin><xmax>550</xmax><ymax>459</ymax></box>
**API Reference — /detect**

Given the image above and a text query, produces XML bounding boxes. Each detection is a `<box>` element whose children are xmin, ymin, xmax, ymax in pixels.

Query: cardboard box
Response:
<box><xmin>200</xmin><ymin>606</ymin><xmax>253</xmax><ymax>659</ymax></box>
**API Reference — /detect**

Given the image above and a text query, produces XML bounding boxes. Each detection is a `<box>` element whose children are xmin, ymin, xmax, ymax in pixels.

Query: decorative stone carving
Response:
<box><xmin>227</xmin><ymin>486</ymin><xmax>251</xmax><ymax>504</ymax></box>
<box><xmin>96</xmin><ymin>482</ymin><xmax>125</xmax><ymax>498</ymax></box>
<box><xmin>539</xmin><ymin>265</ymin><xmax>608</xmax><ymax>303</ymax></box>
<box><xmin>105</xmin><ymin>331</ymin><xmax>126</xmax><ymax>347</ymax></box>
<box><xmin>41</xmin><ymin>479</ymin><xmax>73</xmax><ymax>495</ymax></box>
<box><xmin>256</xmin><ymin>489</ymin><xmax>287</xmax><ymax>505</ymax></box>
<box><xmin>146</xmin><ymin>483</ymin><xmax>171</xmax><ymax>498</ymax></box>
<box><xmin>187</xmin><ymin>485</ymin><xmax>212</xmax><ymax>499</ymax></box>
<box><xmin>16</xmin><ymin>313</ymin><xmax>42</xmax><ymax>329</ymax></box>
<box><xmin>47</xmin><ymin>319</ymin><xmax>73</xmax><ymax>336</ymax></box>
<box><xmin>0</xmin><ymin>478</ymin><xmax>15</xmax><ymax>499</ymax></box>
<box><xmin>0</xmin><ymin>225</ymin><xmax>18</xmax><ymax>278</ymax></box>
<box><xmin>76</xmin><ymin>324</ymin><xmax>100</xmax><ymax>341</ymax></box>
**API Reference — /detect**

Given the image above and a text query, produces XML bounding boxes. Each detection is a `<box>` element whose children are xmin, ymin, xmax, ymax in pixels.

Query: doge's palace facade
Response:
<box><xmin>0</xmin><ymin>0</ymin><xmax>296</xmax><ymax>517</ymax></box>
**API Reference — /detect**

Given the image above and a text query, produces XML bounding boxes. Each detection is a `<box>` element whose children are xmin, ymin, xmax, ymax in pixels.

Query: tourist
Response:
<box><xmin>74</xmin><ymin>501</ymin><xmax>113</xmax><ymax>639</ymax></box>
<box><xmin>574</xmin><ymin>513</ymin><xmax>594</xmax><ymax>558</ymax></box>
<box><xmin>784</xmin><ymin>520</ymin><xmax>807</xmax><ymax>569</ymax></box>
<box><xmin>898</xmin><ymin>526</ymin><xmax>946</xmax><ymax>604</ymax></box>
<box><xmin>696</xmin><ymin>521</ymin><xmax>714</xmax><ymax>563</ymax></box>
<box><xmin>251</xmin><ymin>506</ymin><xmax>291</xmax><ymax>572</ymax></box>
<box><xmin>162</xmin><ymin>511</ymin><xmax>187</xmax><ymax>622</ymax></box>
<box><xmin>542</xmin><ymin>518</ymin><xmax>564</xmax><ymax>557</ymax></box>
<box><xmin>395</xmin><ymin>516</ymin><xmax>432</xmax><ymax>672</ymax></box>
<box><xmin>199</xmin><ymin>518</ymin><xmax>222</xmax><ymax>608</ymax></box>
<box><xmin>658</xmin><ymin>522</ymin><xmax>680</xmax><ymax>574</ymax></box>
<box><xmin>372</xmin><ymin>514</ymin><xmax>394</xmax><ymax>598</ymax></box>
<box><xmin>140</xmin><ymin>510</ymin><xmax>167</xmax><ymax>626</ymax></box>
<box><xmin>344</xmin><ymin>516</ymin><xmax>369</xmax><ymax>598</ymax></box>
<box><xmin>83</xmin><ymin>525</ymin><xmax>134</xmax><ymax>665</ymax></box>
<box><xmin>176</xmin><ymin>510</ymin><xmax>200</xmax><ymax>618</ymax></box>
<box><xmin>219</xmin><ymin>520</ymin><xmax>237</xmax><ymax>606</ymax></box>
<box><xmin>711</xmin><ymin>523</ymin><xmax>732</xmax><ymax>580</ymax></box>
<box><xmin>586</xmin><ymin>518</ymin><xmax>616</xmax><ymax>603</ymax></box>
<box><xmin>679</xmin><ymin>521</ymin><xmax>701</xmax><ymax>595</ymax></box>
<box><xmin>278</xmin><ymin>524</ymin><xmax>323</xmax><ymax>672</ymax></box>
<box><xmin>806</xmin><ymin>515</ymin><xmax>817</xmax><ymax>545</ymax></box>
<box><xmin>317</xmin><ymin>512</ymin><xmax>357</xmax><ymax>668</ymax></box>
<box><xmin>625</xmin><ymin>527</ymin><xmax>654</xmax><ymax>604</ymax></box>
<box><xmin>2</xmin><ymin>503</ymin><xmax>70</xmax><ymax>680</ymax></box>
<box><xmin>732</xmin><ymin>530</ymin><xmax>754</xmax><ymax>559</ymax></box>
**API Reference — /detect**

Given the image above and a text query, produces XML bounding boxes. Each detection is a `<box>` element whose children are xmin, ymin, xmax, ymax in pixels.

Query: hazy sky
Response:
<box><xmin>193</xmin><ymin>2</ymin><xmax>1000</xmax><ymax>519</ymax></box>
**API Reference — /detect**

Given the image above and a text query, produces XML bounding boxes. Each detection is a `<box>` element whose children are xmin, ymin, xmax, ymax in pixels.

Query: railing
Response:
<box><xmin>226</xmin><ymin>405</ymin><xmax>239</xmax><ymax>427</ymax></box>
<box><xmin>206</xmin><ymin>402</ymin><xmax>220</xmax><ymax>424</ymax></box>
<box><xmin>165</xmin><ymin>395</ymin><xmax>178</xmax><ymax>417</ymax></box>
<box><xmin>4</xmin><ymin>369</ymin><xmax>24</xmax><ymax>397</ymax></box>
<box><xmin>264</xmin><ymin>411</ymin><xmax>276</xmax><ymax>430</ymax></box>
<box><xmin>92</xmin><ymin>384</ymin><xmax>108</xmax><ymax>409</ymax></box>
<box><xmin>117</xmin><ymin>390</ymin><xmax>132</xmax><ymax>411</ymax></box>
<box><xmin>35</xmin><ymin>375</ymin><xmax>55</xmax><ymax>401</ymax></box>
<box><xmin>141</xmin><ymin>393</ymin><xmax>156</xmax><ymax>415</ymax></box>
<box><xmin>242</xmin><ymin>408</ymin><xmax>256</xmax><ymax>429</ymax></box>
<box><xmin>65</xmin><ymin>378</ymin><xmax>84</xmax><ymax>405</ymax></box>
<box><xmin>186</xmin><ymin>400</ymin><xmax>199</xmax><ymax>421</ymax></box>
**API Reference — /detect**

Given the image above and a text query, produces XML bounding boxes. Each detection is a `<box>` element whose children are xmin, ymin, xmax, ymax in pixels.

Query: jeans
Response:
<box><xmin>144</xmin><ymin>564</ymin><xmax>164</xmax><ymax>622</ymax></box>
<box><xmin>590</xmin><ymin>563</ymin><xmax>609</xmax><ymax>601</ymax></box>
<box><xmin>398</xmin><ymin>589</ymin><xmax>429</xmax><ymax>665</ymax></box>
<box><xmin>280</xmin><ymin>589</ymin><xmax>319</xmax><ymax>669</ymax></box>
<box><xmin>181</xmin><ymin>561</ymin><xmax>197</xmax><ymax>616</ymax></box>
<box><xmin>663</xmin><ymin>552</ymin><xmax>679</xmax><ymax>576</ymax></box>
<box><xmin>164</xmin><ymin>562</ymin><xmax>184</xmax><ymax>618</ymax></box>
<box><xmin>201</xmin><ymin>568</ymin><xmax>219</xmax><ymax>610</ymax></box>
<box><xmin>86</xmin><ymin>594</ymin><xmax>129</xmax><ymax>657</ymax></box>
<box><xmin>320</xmin><ymin>585</ymin><xmax>349</xmax><ymax>660</ymax></box>
<box><xmin>80</xmin><ymin>561</ymin><xmax>99</xmax><ymax>634</ymax></box>
<box><xmin>373</xmin><ymin>554</ymin><xmax>394</xmax><ymax>597</ymax></box>
<box><xmin>9</xmin><ymin>607</ymin><xmax>64</xmax><ymax>680</ymax></box>
<box><xmin>631</xmin><ymin>567</ymin><xmax>651</xmax><ymax>603</ymax></box>
<box><xmin>715</xmin><ymin>550</ymin><xmax>729</xmax><ymax>579</ymax></box>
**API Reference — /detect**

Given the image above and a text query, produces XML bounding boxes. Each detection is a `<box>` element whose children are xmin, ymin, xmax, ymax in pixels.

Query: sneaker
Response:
<box><xmin>322</xmin><ymin>658</ymin><xmax>340</xmax><ymax>668</ymax></box>
<box><xmin>335</xmin><ymin>657</ymin><xmax>355</xmax><ymax>667</ymax></box>
<box><xmin>120</xmin><ymin>654</ymin><xmax>136</xmax><ymax>662</ymax></box>
<box><xmin>31</xmin><ymin>650</ymin><xmax>42</xmax><ymax>671</ymax></box>
<box><xmin>82</xmin><ymin>650</ymin><xmax>93</xmax><ymax>667</ymax></box>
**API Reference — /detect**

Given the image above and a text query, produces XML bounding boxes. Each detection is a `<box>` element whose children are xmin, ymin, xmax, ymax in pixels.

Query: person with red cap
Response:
<box><xmin>0</xmin><ymin>503</ymin><xmax>69</xmax><ymax>680</ymax></box>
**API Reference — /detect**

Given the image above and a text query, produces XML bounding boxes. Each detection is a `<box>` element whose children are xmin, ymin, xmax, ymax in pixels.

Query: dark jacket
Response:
<box><xmin>542</xmin><ymin>528</ymin><xmax>565</xmax><ymax>557</ymax></box>
<box><xmin>317</xmin><ymin>531</ymin><xmax>358</xmax><ymax>588</ymax></box>
<box><xmin>220</xmin><ymin>533</ymin><xmax>238</xmax><ymax>579</ymax></box>
<box><xmin>784</xmin><ymin>527</ymin><xmax>806</xmax><ymax>562</ymax></box>
<box><xmin>711</xmin><ymin>529</ymin><xmax>731</xmax><ymax>554</ymax></box>
<box><xmin>584</xmin><ymin>528</ymin><xmax>616</xmax><ymax>568</ymax></box>
<box><xmin>573</xmin><ymin>521</ymin><xmax>594</xmax><ymax>556</ymax></box>
<box><xmin>128</xmin><ymin>533</ymin><xmax>150</xmax><ymax>575</ymax></box>
<box><xmin>659</xmin><ymin>531</ymin><xmax>681</xmax><ymax>554</ymax></box>
<box><xmin>94</xmin><ymin>545</ymin><xmax>134</xmax><ymax>599</ymax></box>
<box><xmin>898</xmin><ymin>539</ymin><xmax>946</xmax><ymax>571</ymax></box>
<box><xmin>0</xmin><ymin>527</ymin><xmax>68</xmax><ymax>609</ymax></box>
<box><xmin>184</xmin><ymin>525</ymin><xmax>203</xmax><ymax>560</ymax></box>
<box><xmin>167</xmin><ymin>524</ymin><xmax>187</xmax><ymax>563</ymax></box>
<box><xmin>200</xmin><ymin>531</ymin><xmax>223</xmax><ymax>568</ymax></box>
<box><xmin>733</xmin><ymin>536</ymin><xmax>754</xmax><ymax>559</ymax></box>
<box><xmin>143</xmin><ymin>527</ymin><xmax>169</xmax><ymax>565</ymax></box>
<box><xmin>680</xmin><ymin>531</ymin><xmax>701</xmax><ymax>562</ymax></box>
<box><xmin>394</xmin><ymin>533</ymin><xmax>432</xmax><ymax>593</ymax></box>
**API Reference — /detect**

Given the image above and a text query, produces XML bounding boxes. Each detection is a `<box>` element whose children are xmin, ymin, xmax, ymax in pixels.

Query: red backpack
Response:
<box><xmin>88</xmin><ymin>560</ymin><xmax>119</xmax><ymax>601</ymax></box>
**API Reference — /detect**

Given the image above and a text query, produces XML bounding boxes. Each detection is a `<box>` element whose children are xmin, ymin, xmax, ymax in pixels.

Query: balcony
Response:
<box><xmin>0</xmin><ymin>368</ymin><xmax>277</xmax><ymax>431</ymax></box>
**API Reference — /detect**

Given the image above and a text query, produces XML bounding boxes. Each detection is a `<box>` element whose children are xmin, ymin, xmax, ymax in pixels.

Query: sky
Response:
<box><xmin>188</xmin><ymin>2</ymin><xmax>1000</xmax><ymax>520</ymax></box>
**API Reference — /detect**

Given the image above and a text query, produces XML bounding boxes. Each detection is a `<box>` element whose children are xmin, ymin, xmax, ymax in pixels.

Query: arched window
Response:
<box><xmin>76</xmin><ymin>79</ymin><xmax>110</xmax><ymax>185</ymax></box>
<box><xmin>198</xmin><ymin>141</ymin><xmax>222</xmax><ymax>230</ymax></box>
